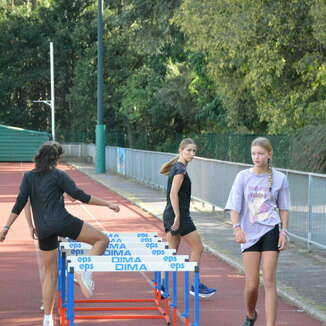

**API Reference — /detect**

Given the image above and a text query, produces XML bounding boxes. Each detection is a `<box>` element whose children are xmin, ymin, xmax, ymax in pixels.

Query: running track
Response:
<box><xmin>0</xmin><ymin>163</ymin><xmax>323</xmax><ymax>326</ymax></box>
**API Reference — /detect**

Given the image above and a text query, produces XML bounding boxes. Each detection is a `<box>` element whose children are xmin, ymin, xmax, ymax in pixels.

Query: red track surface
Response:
<box><xmin>0</xmin><ymin>163</ymin><xmax>323</xmax><ymax>326</ymax></box>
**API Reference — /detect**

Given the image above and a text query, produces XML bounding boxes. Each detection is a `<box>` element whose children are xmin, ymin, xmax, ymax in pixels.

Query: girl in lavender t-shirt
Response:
<box><xmin>225</xmin><ymin>137</ymin><xmax>290</xmax><ymax>326</ymax></box>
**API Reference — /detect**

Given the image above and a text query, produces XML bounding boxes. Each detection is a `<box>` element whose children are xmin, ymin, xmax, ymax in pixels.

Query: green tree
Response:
<box><xmin>175</xmin><ymin>0</ymin><xmax>326</xmax><ymax>133</ymax></box>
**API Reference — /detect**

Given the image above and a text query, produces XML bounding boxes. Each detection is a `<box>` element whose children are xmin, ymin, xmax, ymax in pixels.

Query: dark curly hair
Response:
<box><xmin>34</xmin><ymin>141</ymin><xmax>63</xmax><ymax>175</ymax></box>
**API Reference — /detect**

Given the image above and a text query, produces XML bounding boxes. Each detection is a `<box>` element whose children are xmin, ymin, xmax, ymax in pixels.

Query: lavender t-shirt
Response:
<box><xmin>225</xmin><ymin>168</ymin><xmax>290</xmax><ymax>252</ymax></box>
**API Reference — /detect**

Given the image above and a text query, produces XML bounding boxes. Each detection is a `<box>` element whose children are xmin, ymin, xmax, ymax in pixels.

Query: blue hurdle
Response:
<box><xmin>57</xmin><ymin>232</ymin><xmax>200</xmax><ymax>326</ymax></box>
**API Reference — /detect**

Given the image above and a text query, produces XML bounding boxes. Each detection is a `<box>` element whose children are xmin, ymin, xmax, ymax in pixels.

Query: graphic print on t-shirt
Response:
<box><xmin>247</xmin><ymin>186</ymin><xmax>271</xmax><ymax>223</ymax></box>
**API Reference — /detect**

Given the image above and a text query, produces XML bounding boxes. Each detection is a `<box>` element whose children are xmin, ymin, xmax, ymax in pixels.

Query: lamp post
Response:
<box><xmin>50</xmin><ymin>42</ymin><xmax>55</xmax><ymax>141</ymax></box>
<box><xmin>95</xmin><ymin>0</ymin><xmax>106</xmax><ymax>173</ymax></box>
<box><xmin>32</xmin><ymin>100</ymin><xmax>55</xmax><ymax>140</ymax></box>
<box><xmin>33</xmin><ymin>42</ymin><xmax>55</xmax><ymax>141</ymax></box>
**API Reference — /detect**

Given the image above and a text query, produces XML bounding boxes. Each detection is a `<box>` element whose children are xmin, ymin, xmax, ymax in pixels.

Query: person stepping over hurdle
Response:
<box><xmin>160</xmin><ymin>138</ymin><xmax>216</xmax><ymax>298</ymax></box>
<box><xmin>0</xmin><ymin>141</ymin><xmax>120</xmax><ymax>326</ymax></box>
<box><xmin>24</xmin><ymin>195</ymin><xmax>78</xmax><ymax>312</ymax></box>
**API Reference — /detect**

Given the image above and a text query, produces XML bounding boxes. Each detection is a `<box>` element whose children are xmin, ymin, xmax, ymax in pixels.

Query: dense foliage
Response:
<box><xmin>1</xmin><ymin>0</ymin><xmax>326</xmax><ymax>171</ymax></box>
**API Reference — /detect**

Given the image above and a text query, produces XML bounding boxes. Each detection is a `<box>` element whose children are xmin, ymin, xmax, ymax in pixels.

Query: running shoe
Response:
<box><xmin>75</xmin><ymin>271</ymin><xmax>94</xmax><ymax>298</ymax></box>
<box><xmin>190</xmin><ymin>283</ymin><xmax>216</xmax><ymax>298</ymax></box>
<box><xmin>241</xmin><ymin>311</ymin><xmax>258</xmax><ymax>326</ymax></box>
<box><xmin>42</xmin><ymin>316</ymin><xmax>53</xmax><ymax>326</ymax></box>
<box><xmin>160</xmin><ymin>284</ymin><xmax>168</xmax><ymax>299</ymax></box>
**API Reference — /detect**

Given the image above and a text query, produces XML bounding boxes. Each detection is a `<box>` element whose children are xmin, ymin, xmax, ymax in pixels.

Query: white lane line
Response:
<box><xmin>79</xmin><ymin>204</ymin><xmax>106</xmax><ymax>231</ymax></box>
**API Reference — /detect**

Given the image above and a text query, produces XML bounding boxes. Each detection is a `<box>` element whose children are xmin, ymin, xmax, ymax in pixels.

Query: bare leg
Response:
<box><xmin>182</xmin><ymin>230</ymin><xmax>205</xmax><ymax>287</ymax></box>
<box><xmin>166</xmin><ymin>232</ymin><xmax>181</xmax><ymax>251</ymax></box>
<box><xmin>74</xmin><ymin>222</ymin><xmax>109</xmax><ymax>297</ymax></box>
<box><xmin>76</xmin><ymin>222</ymin><xmax>109</xmax><ymax>255</ymax></box>
<box><xmin>182</xmin><ymin>230</ymin><xmax>204</xmax><ymax>264</ymax></box>
<box><xmin>162</xmin><ymin>233</ymin><xmax>182</xmax><ymax>284</ymax></box>
<box><xmin>242</xmin><ymin>251</ymin><xmax>261</xmax><ymax>319</ymax></box>
<box><xmin>36</xmin><ymin>249</ymin><xmax>46</xmax><ymax>311</ymax></box>
<box><xmin>262</xmin><ymin>251</ymin><xmax>279</xmax><ymax>326</ymax></box>
<box><xmin>40</xmin><ymin>249</ymin><xmax>58</xmax><ymax>316</ymax></box>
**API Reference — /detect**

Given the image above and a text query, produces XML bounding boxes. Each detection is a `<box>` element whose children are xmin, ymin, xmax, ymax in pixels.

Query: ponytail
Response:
<box><xmin>159</xmin><ymin>138</ymin><xmax>197</xmax><ymax>175</ymax></box>
<box><xmin>34</xmin><ymin>141</ymin><xmax>63</xmax><ymax>175</ymax></box>
<box><xmin>160</xmin><ymin>156</ymin><xmax>179</xmax><ymax>175</ymax></box>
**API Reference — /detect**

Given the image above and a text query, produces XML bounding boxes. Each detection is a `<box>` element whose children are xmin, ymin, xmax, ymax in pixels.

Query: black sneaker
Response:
<box><xmin>241</xmin><ymin>311</ymin><xmax>257</xmax><ymax>326</ymax></box>
<box><xmin>160</xmin><ymin>284</ymin><xmax>167</xmax><ymax>299</ymax></box>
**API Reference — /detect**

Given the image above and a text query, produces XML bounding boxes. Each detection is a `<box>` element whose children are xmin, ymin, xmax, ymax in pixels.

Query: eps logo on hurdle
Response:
<box><xmin>76</xmin><ymin>257</ymin><xmax>186</xmax><ymax>271</ymax></box>
<box><xmin>69</xmin><ymin>249</ymin><xmax>171</xmax><ymax>256</ymax></box>
<box><xmin>106</xmin><ymin>232</ymin><xmax>151</xmax><ymax>238</ymax></box>
<box><xmin>76</xmin><ymin>256</ymin><xmax>178</xmax><ymax>264</ymax></box>
<box><xmin>107</xmin><ymin>238</ymin><xmax>153</xmax><ymax>243</ymax></box>
<box><xmin>68</xmin><ymin>242</ymin><xmax>160</xmax><ymax>250</ymax></box>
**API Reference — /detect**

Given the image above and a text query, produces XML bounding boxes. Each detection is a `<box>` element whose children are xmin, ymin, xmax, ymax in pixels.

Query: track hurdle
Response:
<box><xmin>57</xmin><ymin>233</ymin><xmax>200</xmax><ymax>326</ymax></box>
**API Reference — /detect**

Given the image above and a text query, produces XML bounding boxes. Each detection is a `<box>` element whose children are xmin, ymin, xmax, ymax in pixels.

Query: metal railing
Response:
<box><xmin>62</xmin><ymin>143</ymin><xmax>326</xmax><ymax>250</ymax></box>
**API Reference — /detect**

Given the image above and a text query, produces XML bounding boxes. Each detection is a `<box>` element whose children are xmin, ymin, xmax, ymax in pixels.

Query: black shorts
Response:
<box><xmin>38</xmin><ymin>217</ymin><xmax>84</xmax><ymax>251</ymax></box>
<box><xmin>163</xmin><ymin>216</ymin><xmax>196</xmax><ymax>237</ymax></box>
<box><xmin>243</xmin><ymin>225</ymin><xmax>279</xmax><ymax>253</ymax></box>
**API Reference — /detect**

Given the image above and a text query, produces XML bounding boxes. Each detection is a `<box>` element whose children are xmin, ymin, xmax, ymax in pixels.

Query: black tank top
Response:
<box><xmin>163</xmin><ymin>161</ymin><xmax>191</xmax><ymax>219</ymax></box>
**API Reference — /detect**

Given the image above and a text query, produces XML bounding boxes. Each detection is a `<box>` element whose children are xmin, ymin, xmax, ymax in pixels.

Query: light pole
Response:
<box><xmin>33</xmin><ymin>99</ymin><xmax>55</xmax><ymax>140</ymax></box>
<box><xmin>33</xmin><ymin>42</ymin><xmax>55</xmax><ymax>141</ymax></box>
<box><xmin>96</xmin><ymin>0</ymin><xmax>106</xmax><ymax>173</ymax></box>
<box><xmin>50</xmin><ymin>42</ymin><xmax>55</xmax><ymax>141</ymax></box>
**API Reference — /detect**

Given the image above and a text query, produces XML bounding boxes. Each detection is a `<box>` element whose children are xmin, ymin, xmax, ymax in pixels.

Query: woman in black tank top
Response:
<box><xmin>160</xmin><ymin>138</ymin><xmax>216</xmax><ymax>298</ymax></box>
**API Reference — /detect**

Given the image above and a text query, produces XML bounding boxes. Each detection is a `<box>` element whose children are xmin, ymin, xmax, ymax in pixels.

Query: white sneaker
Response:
<box><xmin>43</xmin><ymin>316</ymin><xmax>53</xmax><ymax>326</ymax></box>
<box><xmin>75</xmin><ymin>271</ymin><xmax>94</xmax><ymax>298</ymax></box>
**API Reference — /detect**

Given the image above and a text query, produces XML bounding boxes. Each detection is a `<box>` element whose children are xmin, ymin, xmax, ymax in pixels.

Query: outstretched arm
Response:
<box><xmin>88</xmin><ymin>196</ymin><xmax>120</xmax><ymax>213</ymax></box>
<box><xmin>60</xmin><ymin>171</ymin><xmax>119</xmax><ymax>212</ymax></box>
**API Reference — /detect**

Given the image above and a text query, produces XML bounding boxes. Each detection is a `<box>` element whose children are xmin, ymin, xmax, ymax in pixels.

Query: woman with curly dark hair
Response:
<box><xmin>0</xmin><ymin>141</ymin><xmax>120</xmax><ymax>326</ymax></box>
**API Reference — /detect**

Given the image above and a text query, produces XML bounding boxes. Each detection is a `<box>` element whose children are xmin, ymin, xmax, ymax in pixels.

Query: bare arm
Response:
<box><xmin>230</xmin><ymin>209</ymin><xmax>240</xmax><ymax>227</ymax></box>
<box><xmin>279</xmin><ymin>209</ymin><xmax>288</xmax><ymax>229</ymax></box>
<box><xmin>278</xmin><ymin>209</ymin><xmax>289</xmax><ymax>250</ymax></box>
<box><xmin>24</xmin><ymin>199</ymin><xmax>33</xmax><ymax>228</ymax></box>
<box><xmin>88</xmin><ymin>196</ymin><xmax>120</xmax><ymax>213</ymax></box>
<box><xmin>0</xmin><ymin>212</ymin><xmax>18</xmax><ymax>241</ymax></box>
<box><xmin>24</xmin><ymin>199</ymin><xmax>37</xmax><ymax>240</ymax></box>
<box><xmin>169</xmin><ymin>174</ymin><xmax>184</xmax><ymax>231</ymax></box>
<box><xmin>230</xmin><ymin>210</ymin><xmax>246</xmax><ymax>243</ymax></box>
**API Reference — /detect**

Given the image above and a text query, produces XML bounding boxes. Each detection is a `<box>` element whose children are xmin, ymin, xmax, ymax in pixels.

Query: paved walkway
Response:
<box><xmin>71</xmin><ymin>161</ymin><xmax>326</xmax><ymax>325</ymax></box>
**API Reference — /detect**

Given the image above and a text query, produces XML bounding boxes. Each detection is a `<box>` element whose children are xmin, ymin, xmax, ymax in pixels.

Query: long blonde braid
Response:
<box><xmin>251</xmin><ymin>137</ymin><xmax>273</xmax><ymax>199</ymax></box>
<box><xmin>267</xmin><ymin>158</ymin><xmax>273</xmax><ymax>199</ymax></box>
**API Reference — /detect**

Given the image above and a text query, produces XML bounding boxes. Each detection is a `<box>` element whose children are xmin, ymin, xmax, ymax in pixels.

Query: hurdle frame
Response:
<box><xmin>58</xmin><ymin>254</ymin><xmax>200</xmax><ymax>325</ymax></box>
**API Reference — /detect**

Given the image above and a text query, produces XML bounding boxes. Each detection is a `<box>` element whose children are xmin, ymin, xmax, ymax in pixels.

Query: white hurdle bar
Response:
<box><xmin>61</xmin><ymin>241</ymin><xmax>168</xmax><ymax>250</ymax></box>
<box><xmin>67</xmin><ymin>256</ymin><xmax>196</xmax><ymax>272</ymax></box>
<box><xmin>65</xmin><ymin>253</ymin><xmax>189</xmax><ymax>263</ymax></box>
<box><xmin>58</xmin><ymin>232</ymin><xmax>201</xmax><ymax>326</ymax></box>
